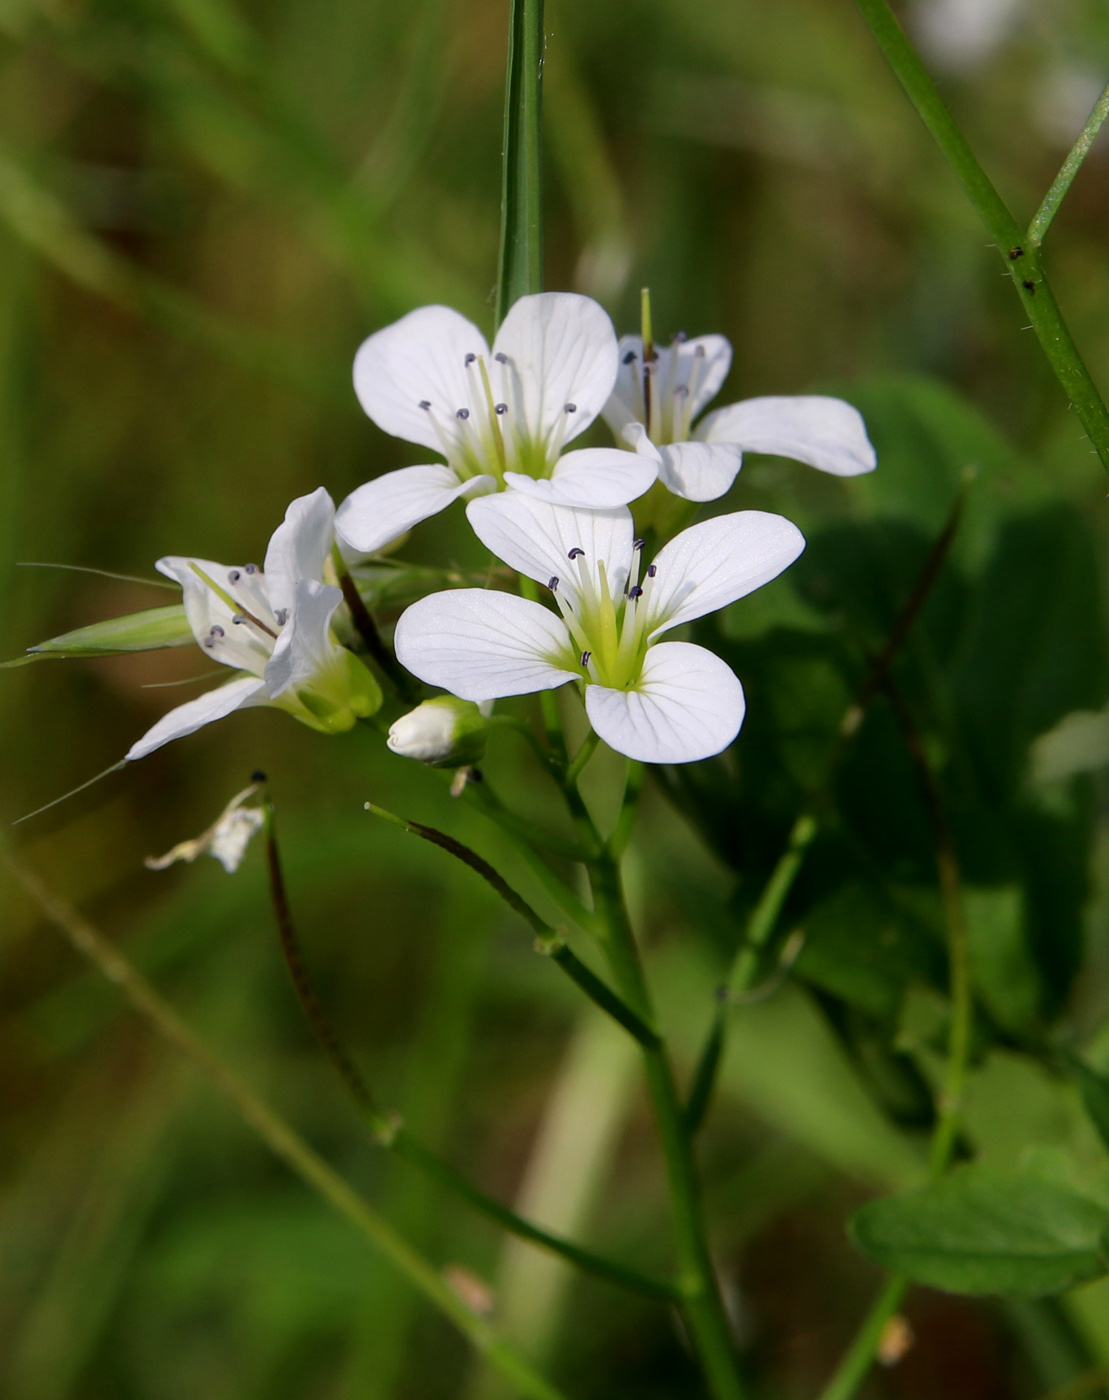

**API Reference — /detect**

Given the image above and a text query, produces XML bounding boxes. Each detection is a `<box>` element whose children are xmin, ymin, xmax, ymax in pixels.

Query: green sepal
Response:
<box><xmin>16</xmin><ymin>604</ymin><xmax>194</xmax><ymax>661</ymax></box>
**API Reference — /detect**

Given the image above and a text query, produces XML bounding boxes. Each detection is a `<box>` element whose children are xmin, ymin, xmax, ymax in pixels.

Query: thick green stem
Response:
<box><xmin>4</xmin><ymin>852</ymin><xmax>566</xmax><ymax>1400</ymax></box>
<box><xmin>496</xmin><ymin>0</ymin><xmax>544</xmax><ymax>323</ymax></box>
<box><xmin>851</xmin><ymin>0</ymin><xmax>1109</xmax><ymax>474</ymax></box>
<box><xmin>589</xmin><ymin>852</ymin><xmax>746</xmax><ymax>1400</ymax></box>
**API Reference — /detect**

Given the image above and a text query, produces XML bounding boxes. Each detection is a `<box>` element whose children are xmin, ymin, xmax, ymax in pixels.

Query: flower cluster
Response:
<box><xmin>29</xmin><ymin>292</ymin><xmax>875</xmax><ymax>769</ymax></box>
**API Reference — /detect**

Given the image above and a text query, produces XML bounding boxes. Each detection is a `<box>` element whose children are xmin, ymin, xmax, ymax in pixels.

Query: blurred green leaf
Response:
<box><xmin>964</xmin><ymin>886</ymin><xmax>1041</xmax><ymax>1036</ymax></box>
<box><xmin>1075</xmin><ymin>1060</ymin><xmax>1109</xmax><ymax>1157</ymax></box>
<box><xmin>851</xmin><ymin>1166</ymin><xmax>1109</xmax><ymax>1297</ymax></box>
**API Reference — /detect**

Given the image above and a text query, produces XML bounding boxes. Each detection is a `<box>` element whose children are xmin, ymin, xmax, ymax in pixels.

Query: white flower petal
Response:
<box><xmin>585</xmin><ymin>642</ymin><xmax>745</xmax><ymax>764</ymax></box>
<box><xmin>265</xmin><ymin>579</ymin><xmax>345</xmax><ymax>699</ymax></box>
<box><xmin>262</xmin><ymin>487</ymin><xmax>335</xmax><ymax>618</ymax></box>
<box><xmin>395</xmin><ymin>589</ymin><xmax>578</xmax><ymax>701</ymax></box>
<box><xmin>353</xmin><ymin>305</ymin><xmax>491</xmax><ymax>455</ymax></box>
<box><xmin>125</xmin><ymin>676</ymin><xmax>267</xmax><ymax>761</ymax></box>
<box><xmin>645</xmin><ymin>511</ymin><xmax>806</xmax><ymax>636</ymax></box>
<box><xmin>492</xmin><ymin>293</ymin><xmax>618</xmax><ymax>447</ymax></box>
<box><xmin>335</xmin><ymin>465</ymin><xmax>497</xmax><ymax>555</ymax></box>
<box><xmin>655</xmin><ymin>441</ymin><xmax>743</xmax><ymax>502</ymax></box>
<box><xmin>503</xmin><ymin>447</ymin><xmax>656</xmax><ymax>509</ymax></box>
<box><xmin>602</xmin><ymin>334</ymin><xmax>732</xmax><ymax>438</ymax></box>
<box><xmin>155</xmin><ymin>556</ymin><xmax>271</xmax><ymax>676</ymax></box>
<box><xmin>466</xmin><ymin>493</ymin><xmax>635</xmax><ymax>608</ymax></box>
<box><xmin>696</xmin><ymin>395</ymin><xmax>877</xmax><ymax>476</ymax></box>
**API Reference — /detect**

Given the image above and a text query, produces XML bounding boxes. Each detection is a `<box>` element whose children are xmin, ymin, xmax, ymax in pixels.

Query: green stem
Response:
<box><xmin>364</xmin><ymin>800</ymin><xmax>648</xmax><ymax>1038</ymax></box>
<box><xmin>496</xmin><ymin>0</ymin><xmax>544</xmax><ymax>324</ymax></box>
<box><xmin>817</xmin><ymin>680</ymin><xmax>973</xmax><ymax>1400</ymax></box>
<box><xmin>684</xmin><ymin>812</ymin><xmax>818</xmax><ymax>1136</ymax></box>
<box><xmin>588</xmin><ymin>852</ymin><xmax>747</xmax><ymax>1400</ymax></box>
<box><xmin>1029</xmin><ymin>81</ymin><xmax>1109</xmax><ymax>248</ymax></box>
<box><xmin>262</xmin><ymin>813</ymin><xmax>673</xmax><ymax>1302</ymax></box>
<box><xmin>331</xmin><ymin>546</ymin><xmax>417</xmax><ymax>700</ymax></box>
<box><xmin>4</xmin><ymin>852</ymin><xmax>566</xmax><ymax>1400</ymax></box>
<box><xmin>816</xmin><ymin>1276</ymin><xmax>909</xmax><ymax>1400</ymax></box>
<box><xmin>564</xmin><ymin>729</ymin><xmax>600</xmax><ymax>786</ymax></box>
<box><xmin>851</xmin><ymin>0</ymin><xmax>1109</xmax><ymax>474</ymax></box>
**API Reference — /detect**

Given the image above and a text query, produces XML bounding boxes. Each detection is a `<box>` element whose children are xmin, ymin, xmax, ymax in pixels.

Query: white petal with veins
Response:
<box><xmin>585</xmin><ymin>642</ymin><xmax>745</xmax><ymax>763</ymax></box>
<box><xmin>467</xmin><ymin>494</ymin><xmax>635</xmax><ymax>609</ymax></box>
<box><xmin>353</xmin><ymin>305</ymin><xmax>492</xmax><ymax>454</ymax></box>
<box><xmin>265</xmin><ymin>579</ymin><xmax>345</xmax><ymax>699</ymax></box>
<box><xmin>336</xmin><ymin>464</ymin><xmax>496</xmax><ymax>555</ymax></box>
<box><xmin>655</xmin><ymin>440</ymin><xmax>744</xmax><ymax>502</ymax></box>
<box><xmin>504</xmin><ymin>447</ymin><xmax>656</xmax><ymax>509</ymax></box>
<box><xmin>263</xmin><ymin>487</ymin><xmax>336</xmax><ymax>618</ymax></box>
<box><xmin>492</xmin><ymin>292</ymin><xmax>618</xmax><ymax>447</ymax></box>
<box><xmin>697</xmin><ymin>395</ymin><xmax>877</xmax><ymax>476</ymax></box>
<box><xmin>125</xmin><ymin>676</ymin><xmax>267</xmax><ymax>761</ymax></box>
<box><xmin>646</xmin><ymin>511</ymin><xmax>806</xmax><ymax>636</ymax></box>
<box><xmin>395</xmin><ymin>589</ymin><xmax>578</xmax><ymax>701</ymax></box>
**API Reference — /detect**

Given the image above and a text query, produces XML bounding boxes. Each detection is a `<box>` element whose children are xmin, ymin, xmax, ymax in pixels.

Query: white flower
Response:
<box><xmin>335</xmin><ymin>293</ymin><xmax>658</xmax><ymax>555</ymax></box>
<box><xmin>393</xmin><ymin>493</ymin><xmax>804</xmax><ymax>765</ymax></box>
<box><xmin>145</xmin><ymin>782</ymin><xmax>266</xmax><ymax>873</ymax></box>
<box><xmin>127</xmin><ymin>489</ymin><xmax>381</xmax><ymax>761</ymax></box>
<box><xmin>602</xmin><ymin>333</ymin><xmax>876</xmax><ymax>503</ymax></box>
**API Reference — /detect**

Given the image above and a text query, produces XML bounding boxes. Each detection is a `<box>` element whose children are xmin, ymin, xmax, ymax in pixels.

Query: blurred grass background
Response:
<box><xmin>4</xmin><ymin>0</ymin><xmax>1109</xmax><ymax>1395</ymax></box>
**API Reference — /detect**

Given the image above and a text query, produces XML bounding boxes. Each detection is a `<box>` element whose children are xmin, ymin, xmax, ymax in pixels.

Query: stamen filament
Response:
<box><xmin>476</xmin><ymin>356</ymin><xmax>509</xmax><ymax>477</ymax></box>
<box><xmin>188</xmin><ymin>563</ymin><xmax>278</xmax><ymax>640</ymax></box>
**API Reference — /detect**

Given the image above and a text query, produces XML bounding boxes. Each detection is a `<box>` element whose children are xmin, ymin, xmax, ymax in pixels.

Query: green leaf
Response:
<box><xmin>496</xmin><ymin>0</ymin><xmax>544</xmax><ymax>323</ymax></box>
<box><xmin>964</xmin><ymin>886</ymin><xmax>1041</xmax><ymax>1034</ymax></box>
<box><xmin>24</xmin><ymin>605</ymin><xmax>194</xmax><ymax>658</ymax></box>
<box><xmin>850</xmin><ymin>1166</ymin><xmax>1109</xmax><ymax>1297</ymax></box>
<box><xmin>1073</xmin><ymin>1060</ymin><xmax>1109</xmax><ymax>1156</ymax></box>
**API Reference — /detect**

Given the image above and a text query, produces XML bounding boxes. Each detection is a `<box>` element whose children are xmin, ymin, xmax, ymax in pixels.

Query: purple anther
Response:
<box><xmin>464</xmin><ymin>353</ymin><xmax>476</xmax><ymax>365</ymax></box>
<box><xmin>647</xmin><ymin>564</ymin><xmax>657</xmax><ymax>578</ymax></box>
<box><xmin>564</xmin><ymin>403</ymin><xmax>577</xmax><ymax>413</ymax></box>
<box><xmin>580</xmin><ymin>650</ymin><xmax>592</xmax><ymax>666</ymax></box>
<box><xmin>547</xmin><ymin>576</ymin><xmax>559</xmax><ymax>592</ymax></box>
<box><xmin>623</xmin><ymin>350</ymin><xmax>636</xmax><ymax>364</ymax></box>
<box><xmin>495</xmin><ymin>403</ymin><xmax>508</xmax><ymax>415</ymax></box>
<box><xmin>568</xmin><ymin>547</ymin><xmax>585</xmax><ymax>560</ymax></box>
<box><xmin>419</xmin><ymin>399</ymin><xmax>431</xmax><ymax>410</ymax></box>
<box><xmin>456</xmin><ymin>408</ymin><xmax>470</xmax><ymax>420</ymax></box>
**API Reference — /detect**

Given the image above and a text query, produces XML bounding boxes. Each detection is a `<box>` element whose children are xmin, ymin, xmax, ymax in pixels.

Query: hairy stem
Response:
<box><xmin>851</xmin><ymin>0</ymin><xmax>1109</xmax><ymax>474</ymax></box>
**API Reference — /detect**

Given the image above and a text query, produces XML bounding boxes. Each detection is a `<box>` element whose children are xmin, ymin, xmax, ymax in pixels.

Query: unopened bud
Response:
<box><xmin>387</xmin><ymin>696</ymin><xmax>488</xmax><ymax>768</ymax></box>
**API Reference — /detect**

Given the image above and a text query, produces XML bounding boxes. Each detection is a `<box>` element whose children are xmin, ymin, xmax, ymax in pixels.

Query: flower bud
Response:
<box><xmin>387</xmin><ymin>696</ymin><xmax>489</xmax><ymax>767</ymax></box>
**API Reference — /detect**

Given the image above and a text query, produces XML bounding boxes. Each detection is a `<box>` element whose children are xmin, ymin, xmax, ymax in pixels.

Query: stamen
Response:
<box><xmin>456</xmin><ymin>408</ymin><xmax>470</xmax><ymax>420</ymax></box>
<box><xmin>580</xmin><ymin>651</ymin><xmax>591</xmax><ymax>666</ymax></box>
<box><xmin>548</xmin><ymin>576</ymin><xmax>559</xmax><ymax>591</ymax></box>
<box><xmin>209</xmin><ymin>625</ymin><xmax>225</xmax><ymax>637</ymax></box>
<box><xmin>568</xmin><ymin>547</ymin><xmax>584</xmax><ymax>560</ymax></box>
<box><xmin>476</xmin><ymin>356</ymin><xmax>508</xmax><ymax>475</ymax></box>
<box><xmin>245</xmin><ymin>564</ymin><xmax>258</xmax><ymax>574</ymax></box>
<box><xmin>564</xmin><ymin>403</ymin><xmax>577</xmax><ymax>414</ymax></box>
<box><xmin>628</xmin><ymin>586</ymin><xmax>643</xmax><ymax>600</ymax></box>
<box><xmin>228</xmin><ymin>570</ymin><xmax>241</xmax><ymax>583</ymax></box>
<box><xmin>232</xmin><ymin>614</ymin><xmax>247</xmax><ymax>625</ymax></box>
<box><xmin>633</xmin><ymin>538</ymin><xmax>646</xmax><ymax>551</ymax></box>
<box><xmin>647</xmin><ymin>564</ymin><xmax>657</xmax><ymax>578</ymax></box>
<box><xmin>495</xmin><ymin>403</ymin><xmax>508</xmax><ymax>414</ymax></box>
<box><xmin>464</xmin><ymin>353</ymin><xmax>476</xmax><ymax>365</ymax></box>
<box><xmin>419</xmin><ymin>399</ymin><xmax>431</xmax><ymax>410</ymax></box>
<box><xmin>275</xmin><ymin>609</ymin><xmax>288</xmax><ymax>626</ymax></box>
<box><xmin>623</xmin><ymin>350</ymin><xmax>636</xmax><ymax>365</ymax></box>
<box><xmin>494</xmin><ymin>352</ymin><xmax>508</xmax><ymax>364</ymax></box>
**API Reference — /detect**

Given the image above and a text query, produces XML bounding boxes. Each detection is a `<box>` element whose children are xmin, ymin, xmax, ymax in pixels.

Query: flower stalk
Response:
<box><xmin>497</xmin><ymin>0</ymin><xmax>545</xmax><ymax>324</ymax></box>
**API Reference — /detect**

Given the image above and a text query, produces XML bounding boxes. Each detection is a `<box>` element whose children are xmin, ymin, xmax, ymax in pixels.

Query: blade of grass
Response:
<box><xmin>496</xmin><ymin>0</ymin><xmax>544</xmax><ymax>324</ymax></box>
